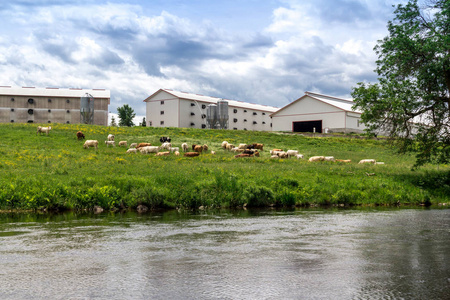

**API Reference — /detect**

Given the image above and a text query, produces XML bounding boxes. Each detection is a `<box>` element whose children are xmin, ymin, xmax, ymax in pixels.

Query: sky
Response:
<box><xmin>0</xmin><ymin>0</ymin><xmax>406</xmax><ymax>124</ymax></box>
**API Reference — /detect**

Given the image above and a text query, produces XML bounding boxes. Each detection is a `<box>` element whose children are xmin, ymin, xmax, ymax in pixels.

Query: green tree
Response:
<box><xmin>117</xmin><ymin>104</ymin><xmax>136</xmax><ymax>127</ymax></box>
<box><xmin>352</xmin><ymin>0</ymin><xmax>450</xmax><ymax>167</ymax></box>
<box><xmin>110</xmin><ymin>115</ymin><xmax>117</xmax><ymax>127</ymax></box>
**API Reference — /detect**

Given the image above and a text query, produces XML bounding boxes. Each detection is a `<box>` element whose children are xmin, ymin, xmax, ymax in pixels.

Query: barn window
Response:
<box><xmin>244</xmin><ymin>128</ymin><xmax>247</xmax><ymax>131</ymax></box>
<box><xmin>10</xmin><ymin>98</ymin><xmax>14</xmax><ymax>102</ymax></box>
<box><xmin>244</xmin><ymin>110</ymin><xmax>247</xmax><ymax>113</ymax></box>
<box><xmin>233</xmin><ymin>109</ymin><xmax>237</xmax><ymax>113</ymax></box>
<box><xmin>201</xmin><ymin>114</ymin><xmax>206</xmax><ymax>119</ymax></box>
<box><xmin>11</xmin><ymin>120</ymin><xmax>14</xmax><ymax>123</ymax></box>
<box><xmin>190</xmin><ymin>112</ymin><xmax>195</xmax><ymax>116</ymax></box>
<box><xmin>149</xmin><ymin>121</ymin><xmax>152</xmax><ymax>126</ymax></box>
<box><xmin>28</xmin><ymin>109</ymin><xmax>34</xmax><ymax>115</ymax></box>
<box><xmin>66</xmin><ymin>121</ymin><xmax>70</xmax><ymax>124</ymax></box>
<box><xmin>66</xmin><ymin>99</ymin><xmax>70</xmax><ymax>103</ymax></box>
<box><xmin>191</xmin><ymin>103</ymin><xmax>195</xmax><ymax>106</ymax></box>
<box><xmin>262</xmin><ymin>121</ymin><xmax>266</xmax><ymax>124</ymax></box>
<box><xmin>48</xmin><ymin>109</ymin><xmax>51</xmax><ymax>113</ymax></box>
<box><xmin>270</xmin><ymin>123</ymin><xmax>272</xmax><ymax>127</ymax></box>
<box><xmin>244</xmin><ymin>119</ymin><xmax>247</xmax><ymax>122</ymax></box>
<box><xmin>357</xmin><ymin>120</ymin><xmax>360</xmax><ymax>127</ymax></box>
<box><xmin>233</xmin><ymin>127</ymin><xmax>237</xmax><ymax>130</ymax></box>
<box><xmin>160</xmin><ymin>121</ymin><xmax>164</xmax><ymax>125</ymax></box>
<box><xmin>28</xmin><ymin>98</ymin><xmax>34</xmax><ymax>104</ymax></box>
<box><xmin>48</xmin><ymin>120</ymin><xmax>51</xmax><ymax>123</ymax></box>
<box><xmin>262</xmin><ymin>112</ymin><xmax>266</xmax><ymax>115</ymax></box>
<box><xmin>67</xmin><ymin>110</ymin><xmax>70</xmax><ymax>113</ymax></box>
<box><xmin>253</xmin><ymin>121</ymin><xmax>257</xmax><ymax>124</ymax></box>
<box><xmin>161</xmin><ymin>101</ymin><xmax>164</xmax><ymax>105</ymax></box>
<box><xmin>160</xmin><ymin>111</ymin><xmax>164</xmax><ymax>115</ymax></box>
<box><xmin>202</xmin><ymin>104</ymin><xmax>206</xmax><ymax>109</ymax></box>
<box><xmin>27</xmin><ymin>120</ymin><xmax>33</xmax><ymax>123</ymax></box>
<box><xmin>233</xmin><ymin>118</ymin><xmax>238</xmax><ymax>123</ymax></box>
<box><xmin>11</xmin><ymin>108</ymin><xmax>14</xmax><ymax>112</ymax></box>
<box><xmin>201</xmin><ymin>124</ymin><xmax>206</xmax><ymax>128</ymax></box>
<box><xmin>190</xmin><ymin>122</ymin><xmax>195</xmax><ymax>126</ymax></box>
<box><xmin>48</xmin><ymin>99</ymin><xmax>52</xmax><ymax>103</ymax></box>
<box><xmin>253</xmin><ymin>112</ymin><xmax>257</xmax><ymax>115</ymax></box>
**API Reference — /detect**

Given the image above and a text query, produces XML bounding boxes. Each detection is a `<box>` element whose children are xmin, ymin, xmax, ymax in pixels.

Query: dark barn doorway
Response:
<box><xmin>293</xmin><ymin>120</ymin><xmax>322</xmax><ymax>133</ymax></box>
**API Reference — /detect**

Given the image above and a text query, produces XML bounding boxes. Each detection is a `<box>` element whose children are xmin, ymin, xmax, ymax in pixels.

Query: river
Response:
<box><xmin>0</xmin><ymin>208</ymin><xmax>449</xmax><ymax>299</ymax></box>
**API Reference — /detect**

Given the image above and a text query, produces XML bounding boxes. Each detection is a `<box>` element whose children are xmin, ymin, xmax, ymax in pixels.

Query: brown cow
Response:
<box><xmin>194</xmin><ymin>145</ymin><xmax>203</xmax><ymax>153</ymax></box>
<box><xmin>184</xmin><ymin>152</ymin><xmax>200</xmax><ymax>157</ymax></box>
<box><xmin>136</xmin><ymin>143</ymin><xmax>152</xmax><ymax>149</ymax></box>
<box><xmin>76</xmin><ymin>131</ymin><xmax>85</xmax><ymax>140</ymax></box>
<box><xmin>234</xmin><ymin>153</ymin><xmax>252</xmax><ymax>158</ymax></box>
<box><xmin>254</xmin><ymin>143</ymin><xmax>264</xmax><ymax>150</ymax></box>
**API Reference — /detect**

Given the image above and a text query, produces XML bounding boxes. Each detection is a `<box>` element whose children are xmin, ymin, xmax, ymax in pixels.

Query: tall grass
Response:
<box><xmin>0</xmin><ymin>123</ymin><xmax>448</xmax><ymax>211</ymax></box>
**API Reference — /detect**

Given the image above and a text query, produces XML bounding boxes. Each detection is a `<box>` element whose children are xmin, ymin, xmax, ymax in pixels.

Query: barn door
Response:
<box><xmin>293</xmin><ymin>120</ymin><xmax>322</xmax><ymax>133</ymax></box>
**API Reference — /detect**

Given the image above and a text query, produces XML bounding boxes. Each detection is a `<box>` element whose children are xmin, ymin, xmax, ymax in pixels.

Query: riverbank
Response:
<box><xmin>0</xmin><ymin>123</ymin><xmax>448</xmax><ymax>211</ymax></box>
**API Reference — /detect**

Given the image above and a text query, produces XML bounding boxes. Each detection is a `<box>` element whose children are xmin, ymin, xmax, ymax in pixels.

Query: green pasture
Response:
<box><xmin>0</xmin><ymin>123</ymin><xmax>448</xmax><ymax>211</ymax></box>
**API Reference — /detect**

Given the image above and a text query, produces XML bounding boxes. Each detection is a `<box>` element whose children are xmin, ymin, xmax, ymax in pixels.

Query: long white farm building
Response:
<box><xmin>144</xmin><ymin>89</ymin><xmax>278</xmax><ymax>131</ymax></box>
<box><xmin>271</xmin><ymin>92</ymin><xmax>366</xmax><ymax>134</ymax></box>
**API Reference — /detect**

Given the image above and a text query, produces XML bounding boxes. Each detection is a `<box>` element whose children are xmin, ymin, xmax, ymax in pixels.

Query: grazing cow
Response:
<box><xmin>184</xmin><ymin>152</ymin><xmax>200</xmax><ymax>157</ymax></box>
<box><xmin>129</xmin><ymin>143</ymin><xmax>137</xmax><ymax>148</ymax></box>
<box><xmin>270</xmin><ymin>149</ymin><xmax>283</xmax><ymax>155</ymax></box>
<box><xmin>202</xmin><ymin>144</ymin><xmax>208</xmax><ymax>151</ymax></box>
<box><xmin>246</xmin><ymin>143</ymin><xmax>256</xmax><ymax>149</ymax></box>
<box><xmin>359</xmin><ymin>159</ymin><xmax>376</xmax><ymax>164</ymax></box>
<box><xmin>169</xmin><ymin>147</ymin><xmax>179</xmax><ymax>153</ymax></box>
<box><xmin>160</xmin><ymin>136</ymin><xmax>171</xmax><ymax>143</ymax></box>
<box><xmin>194</xmin><ymin>145</ymin><xmax>203</xmax><ymax>153</ymax></box>
<box><xmin>324</xmin><ymin>156</ymin><xmax>335</xmax><ymax>162</ymax></box>
<box><xmin>309</xmin><ymin>156</ymin><xmax>325</xmax><ymax>162</ymax></box>
<box><xmin>118</xmin><ymin>141</ymin><xmax>127</xmax><ymax>147</ymax></box>
<box><xmin>210</xmin><ymin>150</ymin><xmax>216</xmax><ymax>155</ymax></box>
<box><xmin>254</xmin><ymin>143</ymin><xmax>264</xmax><ymax>151</ymax></box>
<box><xmin>83</xmin><ymin>140</ymin><xmax>98</xmax><ymax>149</ymax></box>
<box><xmin>126</xmin><ymin>148</ymin><xmax>137</xmax><ymax>153</ymax></box>
<box><xmin>181</xmin><ymin>143</ymin><xmax>188</xmax><ymax>152</ymax></box>
<box><xmin>160</xmin><ymin>142</ymin><xmax>172</xmax><ymax>150</ymax></box>
<box><xmin>286</xmin><ymin>150</ymin><xmax>299</xmax><ymax>157</ymax></box>
<box><xmin>37</xmin><ymin>126</ymin><xmax>52</xmax><ymax>136</ymax></box>
<box><xmin>221</xmin><ymin>141</ymin><xmax>228</xmax><ymax>149</ymax></box>
<box><xmin>277</xmin><ymin>152</ymin><xmax>289</xmax><ymax>159</ymax></box>
<box><xmin>139</xmin><ymin>146</ymin><xmax>160</xmax><ymax>154</ymax></box>
<box><xmin>234</xmin><ymin>153</ymin><xmax>252</xmax><ymax>158</ymax></box>
<box><xmin>238</xmin><ymin>143</ymin><xmax>247</xmax><ymax>150</ymax></box>
<box><xmin>174</xmin><ymin>151</ymin><xmax>180</xmax><ymax>156</ymax></box>
<box><xmin>105</xmin><ymin>141</ymin><xmax>115</xmax><ymax>147</ymax></box>
<box><xmin>136</xmin><ymin>143</ymin><xmax>151</xmax><ymax>149</ymax></box>
<box><xmin>76</xmin><ymin>131</ymin><xmax>85</xmax><ymax>140</ymax></box>
<box><xmin>295</xmin><ymin>154</ymin><xmax>304</xmax><ymax>159</ymax></box>
<box><xmin>226</xmin><ymin>144</ymin><xmax>235</xmax><ymax>151</ymax></box>
<box><xmin>107</xmin><ymin>134</ymin><xmax>114</xmax><ymax>141</ymax></box>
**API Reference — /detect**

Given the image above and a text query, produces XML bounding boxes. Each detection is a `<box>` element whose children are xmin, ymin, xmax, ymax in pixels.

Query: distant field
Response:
<box><xmin>0</xmin><ymin>123</ymin><xmax>448</xmax><ymax>211</ymax></box>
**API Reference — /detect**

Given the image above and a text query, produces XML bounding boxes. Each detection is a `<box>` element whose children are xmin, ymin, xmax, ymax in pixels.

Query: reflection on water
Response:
<box><xmin>0</xmin><ymin>208</ymin><xmax>449</xmax><ymax>299</ymax></box>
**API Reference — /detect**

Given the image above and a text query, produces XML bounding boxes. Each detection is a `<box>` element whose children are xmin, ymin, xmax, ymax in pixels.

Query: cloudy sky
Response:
<box><xmin>0</xmin><ymin>0</ymin><xmax>405</xmax><ymax>123</ymax></box>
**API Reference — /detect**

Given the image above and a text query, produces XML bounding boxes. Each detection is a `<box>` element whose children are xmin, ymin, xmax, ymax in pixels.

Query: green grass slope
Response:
<box><xmin>0</xmin><ymin>123</ymin><xmax>448</xmax><ymax>211</ymax></box>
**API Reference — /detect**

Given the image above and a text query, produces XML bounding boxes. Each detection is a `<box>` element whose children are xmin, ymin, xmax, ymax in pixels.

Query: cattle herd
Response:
<box><xmin>37</xmin><ymin>126</ymin><xmax>383</xmax><ymax>164</ymax></box>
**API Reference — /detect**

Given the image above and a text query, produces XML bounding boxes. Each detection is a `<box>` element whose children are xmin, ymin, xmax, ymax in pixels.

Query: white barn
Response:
<box><xmin>144</xmin><ymin>89</ymin><xmax>278</xmax><ymax>131</ymax></box>
<box><xmin>271</xmin><ymin>92</ymin><xmax>366</xmax><ymax>134</ymax></box>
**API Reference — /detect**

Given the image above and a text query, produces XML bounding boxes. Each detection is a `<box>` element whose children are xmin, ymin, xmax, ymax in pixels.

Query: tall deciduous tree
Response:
<box><xmin>117</xmin><ymin>104</ymin><xmax>136</xmax><ymax>127</ymax></box>
<box><xmin>352</xmin><ymin>0</ymin><xmax>450</xmax><ymax>167</ymax></box>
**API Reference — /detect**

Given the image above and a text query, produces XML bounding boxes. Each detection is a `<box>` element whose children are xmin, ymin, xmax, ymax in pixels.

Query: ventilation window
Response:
<box><xmin>201</xmin><ymin>104</ymin><xmax>206</xmax><ymax>109</ymax></box>
<box><xmin>160</xmin><ymin>111</ymin><xmax>164</xmax><ymax>115</ymax></box>
<box><xmin>149</xmin><ymin>121</ymin><xmax>152</xmax><ymax>126</ymax></box>
<box><xmin>233</xmin><ymin>127</ymin><xmax>237</xmax><ymax>130</ymax></box>
<box><xmin>244</xmin><ymin>128</ymin><xmax>247</xmax><ymax>131</ymax></box>
<box><xmin>201</xmin><ymin>124</ymin><xmax>206</xmax><ymax>128</ymax></box>
<box><xmin>66</xmin><ymin>110</ymin><xmax>70</xmax><ymax>113</ymax></box>
<box><xmin>28</xmin><ymin>98</ymin><xmax>34</xmax><ymax>104</ymax></box>
<box><xmin>190</xmin><ymin>112</ymin><xmax>195</xmax><ymax>116</ymax></box>
<box><xmin>48</xmin><ymin>99</ymin><xmax>52</xmax><ymax>103</ymax></box>
<box><xmin>201</xmin><ymin>114</ymin><xmax>206</xmax><ymax>119</ymax></box>
<box><xmin>48</xmin><ymin>109</ymin><xmax>51</xmax><ymax>113</ymax></box>
<box><xmin>253</xmin><ymin>112</ymin><xmax>257</xmax><ymax>115</ymax></box>
<box><xmin>262</xmin><ymin>112</ymin><xmax>266</xmax><ymax>115</ymax></box>
<box><xmin>27</xmin><ymin>120</ymin><xmax>33</xmax><ymax>123</ymax></box>
<box><xmin>66</xmin><ymin>121</ymin><xmax>70</xmax><ymax>124</ymax></box>
<box><xmin>161</xmin><ymin>101</ymin><xmax>164</xmax><ymax>105</ymax></box>
<box><xmin>270</xmin><ymin>123</ymin><xmax>272</xmax><ymax>127</ymax></box>
<box><xmin>66</xmin><ymin>99</ymin><xmax>70</xmax><ymax>103</ymax></box>
<box><xmin>160</xmin><ymin>121</ymin><xmax>164</xmax><ymax>125</ymax></box>
<box><xmin>191</xmin><ymin>103</ymin><xmax>195</xmax><ymax>106</ymax></box>
<box><xmin>11</xmin><ymin>108</ymin><xmax>14</xmax><ymax>112</ymax></box>
<box><xmin>10</xmin><ymin>98</ymin><xmax>14</xmax><ymax>102</ymax></box>
<box><xmin>244</xmin><ymin>119</ymin><xmax>247</xmax><ymax>122</ymax></box>
<box><xmin>262</xmin><ymin>121</ymin><xmax>266</xmax><ymax>124</ymax></box>
<box><xmin>233</xmin><ymin>109</ymin><xmax>237</xmax><ymax>113</ymax></box>
<box><xmin>253</xmin><ymin>121</ymin><xmax>257</xmax><ymax>124</ymax></box>
<box><xmin>11</xmin><ymin>120</ymin><xmax>14</xmax><ymax>123</ymax></box>
<box><xmin>233</xmin><ymin>118</ymin><xmax>238</xmax><ymax>123</ymax></box>
<box><xmin>190</xmin><ymin>122</ymin><xmax>195</xmax><ymax>126</ymax></box>
<box><xmin>28</xmin><ymin>109</ymin><xmax>34</xmax><ymax>115</ymax></box>
<box><xmin>244</xmin><ymin>110</ymin><xmax>247</xmax><ymax>113</ymax></box>
<box><xmin>48</xmin><ymin>120</ymin><xmax>51</xmax><ymax>123</ymax></box>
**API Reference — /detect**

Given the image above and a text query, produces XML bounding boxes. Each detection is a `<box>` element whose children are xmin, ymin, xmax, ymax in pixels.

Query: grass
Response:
<box><xmin>0</xmin><ymin>123</ymin><xmax>449</xmax><ymax>211</ymax></box>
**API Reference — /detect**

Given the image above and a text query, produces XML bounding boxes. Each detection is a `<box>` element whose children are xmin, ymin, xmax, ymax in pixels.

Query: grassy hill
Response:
<box><xmin>0</xmin><ymin>123</ymin><xmax>448</xmax><ymax>211</ymax></box>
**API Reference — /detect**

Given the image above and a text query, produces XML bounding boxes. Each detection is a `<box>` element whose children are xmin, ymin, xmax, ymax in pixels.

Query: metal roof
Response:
<box><xmin>0</xmin><ymin>86</ymin><xmax>110</xmax><ymax>98</ymax></box>
<box><xmin>145</xmin><ymin>89</ymin><xmax>279</xmax><ymax>113</ymax></box>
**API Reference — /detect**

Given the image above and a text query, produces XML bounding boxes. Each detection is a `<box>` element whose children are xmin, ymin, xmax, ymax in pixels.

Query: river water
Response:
<box><xmin>0</xmin><ymin>208</ymin><xmax>449</xmax><ymax>300</ymax></box>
